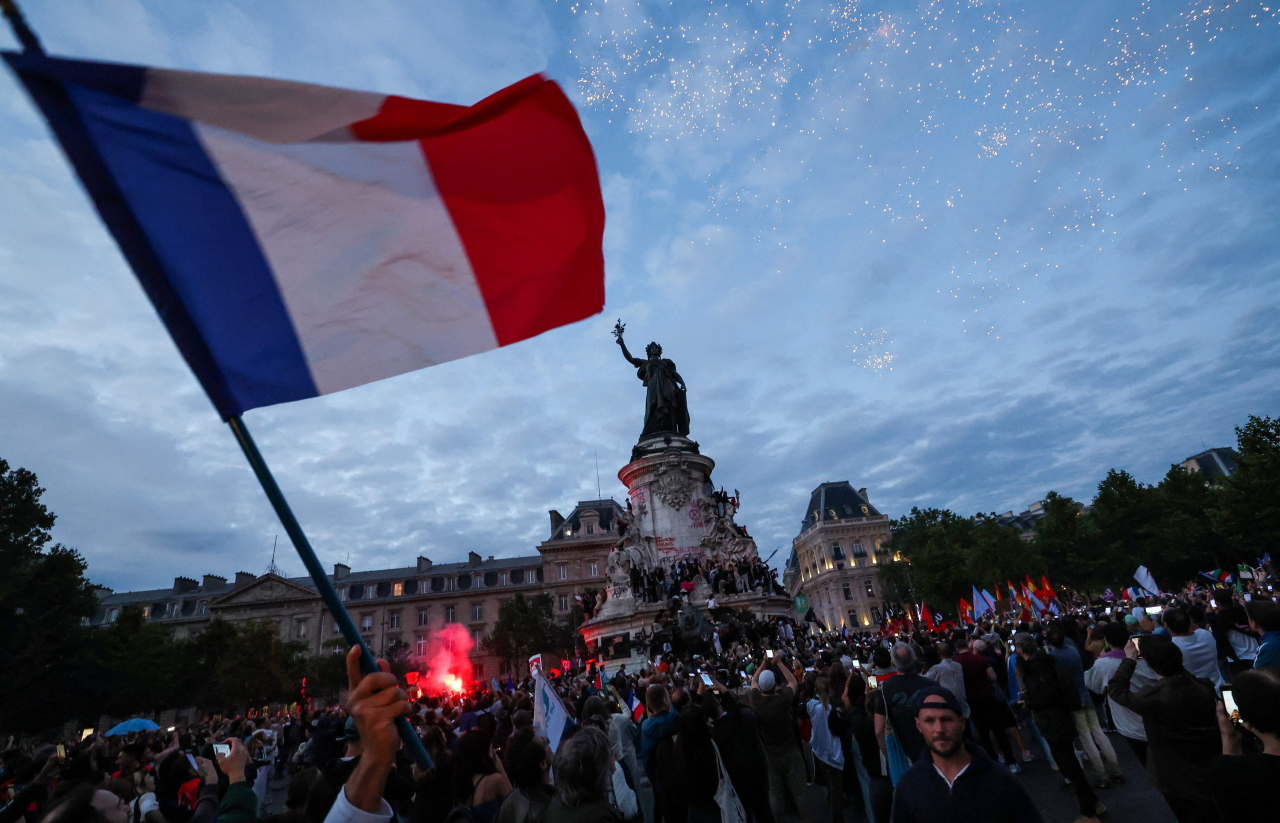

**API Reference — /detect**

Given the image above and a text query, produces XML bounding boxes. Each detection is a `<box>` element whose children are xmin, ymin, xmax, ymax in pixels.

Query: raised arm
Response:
<box><xmin>617</xmin><ymin>336</ymin><xmax>645</xmax><ymax>368</ymax></box>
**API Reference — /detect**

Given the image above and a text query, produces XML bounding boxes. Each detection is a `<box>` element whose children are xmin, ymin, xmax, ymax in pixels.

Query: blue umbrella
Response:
<box><xmin>105</xmin><ymin>718</ymin><xmax>161</xmax><ymax>736</ymax></box>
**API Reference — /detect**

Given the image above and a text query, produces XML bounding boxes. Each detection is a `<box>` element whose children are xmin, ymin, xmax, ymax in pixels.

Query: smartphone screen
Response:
<box><xmin>1145</xmin><ymin>606</ymin><xmax>1162</xmax><ymax>615</ymax></box>
<box><xmin>766</xmin><ymin>650</ymin><xmax>774</xmax><ymax>659</ymax></box>
<box><xmin>213</xmin><ymin>743</ymin><xmax>231</xmax><ymax>757</ymax></box>
<box><xmin>1133</xmin><ymin>637</ymin><xmax>1143</xmax><ymax>657</ymax></box>
<box><xmin>1210</xmin><ymin>599</ymin><xmax>1217</xmax><ymax>608</ymax></box>
<box><xmin>700</xmin><ymin>673</ymin><xmax>713</xmax><ymax>687</ymax></box>
<box><xmin>866</xmin><ymin>675</ymin><xmax>878</xmax><ymax>690</ymax></box>
<box><xmin>82</xmin><ymin>728</ymin><xmax>94</xmax><ymax>741</ymax></box>
<box><xmin>186</xmin><ymin>754</ymin><xmax>199</xmax><ymax>772</ymax></box>
<box><xmin>56</xmin><ymin>744</ymin><xmax>66</xmax><ymax>762</ymax></box>
<box><xmin>1222</xmin><ymin>687</ymin><xmax>1240</xmax><ymax>722</ymax></box>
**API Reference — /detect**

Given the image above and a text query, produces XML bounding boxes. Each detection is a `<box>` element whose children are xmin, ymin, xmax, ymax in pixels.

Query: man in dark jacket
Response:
<box><xmin>699</xmin><ymin>685</ymin><xmax>774</xmax><ymax>823</ymax></box>
<box><xmin>1014</xmin><ymin>636</ymin><xmax>1102</xmax><ymax>823</ymax></box>
<box><xmin>889</xmin><ymin>687</ymin><xmax>1041</xmax><ymax>823</ymax></box>
<box><xmin>1107</xmin><ymin>634</ymin><xmax>1222</xmax><ymax>823</ymax></box>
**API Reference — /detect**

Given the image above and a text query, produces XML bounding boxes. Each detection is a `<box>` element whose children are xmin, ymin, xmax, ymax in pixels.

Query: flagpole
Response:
<box><xmin>1</xmin><ymin>0</ymin><xmax>43</xmax><ymax>54</ymax></box>
<box><xmin>227</xmin><ymin>416</ymin><xmax>433</xmax><ymax>770</ymax></box>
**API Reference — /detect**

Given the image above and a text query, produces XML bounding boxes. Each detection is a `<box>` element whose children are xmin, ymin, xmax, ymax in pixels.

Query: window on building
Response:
<box><xmin>416</xmin><ymin>636</ymin><xmax>428</xmax><ymax>656</ymax></box>
<box><xmin>558</xmin><ymin>594</ymin><xmax>568</xmax><ymax>611</ymax></box>
<box><xmin>393</xmin><ymin>582</ymin><xmax>403</xmax><ymax>597</ymax></box>
<box><xmin>501</xmin><ymin>572</ymin><xmax>510</xmax><ymax>586</ymax></box>
<box><xmin>587</xmin><ymin>562</ymin><xmax>598</xmax><ymax>577</ymax></box>
<box><xmin>586</xmin><ymin>523</ymin><xmax>594</xmax><ymax>535</ymax></box>
<box><xmin>445</xmin><ymin>606</ymin><xmax>456</xmax><ymax>623</ymax></box>
<box><xmin>473</xmin><ymin>661</ymin><xmax>485</xmax><ymax>677</ymax></box>
<box><xmin>418</xmin><ymin>580</ymin><xmax>429</xmax><ymax>594</ymax></box>
<box><xmin>333</xmin><ymin>621</ymin><xmax>340</xmax><ymax>634</ymax></box>
<box><xmin>472</xmin><ymin>604</ymin><xmax>483</xmax><ymax>621</ymax></box>
<box><xmin>108</xmin><ymin>608</ymin><xmax>119</xmax><ymax>623</ymax></box>
<box><xmin>472</xmin><ymin>629</ymin><xmax>483</xmax><ymax>646</ymax></box>
<box><xmin>499</xmin><ymin>659</ymin><xmax>511</xmax><ymax>675</ymax></box>
<box><xmin>848</xmin><ymin>609</ymin><xmax>860</xmax><ymax>626</ymax></box>
<box><xmin>852</xmin><ymin>541</ymin><xmax>867</xmax><ymax>558</ymax></box>
<box><xmin>389</xmin><ymin>611</ymin><xmax>400</xmax><ymax>628</ymax></box>
<box><xmin>865</xmin><ymin>580</ymin><xmax>875</xmax><ymax>597</ymax></box>
<box><xmin>360</xmin><ymin>615</ymin><xmax>373</xmax><ymax>632</ymax></box>
<box><xmin>365</xmin><ymin>584</ymin><xmax>377</xmax><ymax>598</ymax></box>
<box><xmin>447</xmin><ymin>577</ymin><xmax>455</xmax><ymax>591</ymax></box>
<box><xmin>297</xmin><ymin>620</ymin><xmax>308</xmax><ymax>639</ymax></box>
<box><xmin>198</xmin><ymin>601</ymin><xmax>208</xmax><ymax>615</ymax></box>
<box><xmin>870</xmin><ymin>607</ymin><xmax>882</xmax><ymax>624</ymax></box>
<box><xmin>512</xmin><ymin>569</ymin><xmax>525</xmax><ymax>584</ymax></box>
<box><xmin>418</xmin><ymin>609</ymin><xmax>429</xmax><ymax>626</ymax></box>
<box><xmin>842</xmin><ymin>583</ymin><xmax>853</xmax><ymax>601</ymax></box>
<box><xmin>339</xmin><ymin>588</ymin><xmax>348</xmax><ymax>601</ymax></box>
<box><xmin>831</xmin><ymin>544</ymin><xmax>845</xmax><ymax>559</ymax></box>
<box><xmin>557</xmin><ymin>565</ymin><xmax>567</xmax><ymax>580</ymax></box>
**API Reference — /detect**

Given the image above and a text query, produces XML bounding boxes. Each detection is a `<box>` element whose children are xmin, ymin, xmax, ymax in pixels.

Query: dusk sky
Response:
<box><xmin>2</xmin><ymin>0</ymin><xmax>1277</xmax><ymax>593</ymax></box>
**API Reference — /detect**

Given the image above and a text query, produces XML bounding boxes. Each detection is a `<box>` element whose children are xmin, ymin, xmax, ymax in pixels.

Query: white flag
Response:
<box><xmin>533</xmin><ymin>671</ymin><xmax>569</xmax><ymax>754</ymax></box>
<box><xmin>1134</xmin><ymin>566</ymin><xmax>1162</xmax><ymax>596</ymax></box>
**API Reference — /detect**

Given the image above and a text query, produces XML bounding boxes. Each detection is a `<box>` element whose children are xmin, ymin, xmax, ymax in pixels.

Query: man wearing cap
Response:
<box><xmin>889</xmin><ymin>687</ymin><xmax>1043</xmax><ymax>823</ymax></box>
<box><xmin>750</xmin><ymin>653</ymin><xmax>809</xmax><ymax>823</ymax></box>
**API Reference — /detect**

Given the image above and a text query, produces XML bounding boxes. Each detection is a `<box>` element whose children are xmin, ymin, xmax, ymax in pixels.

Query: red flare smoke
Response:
<box><xmin>419</xmin><ymin>623</ymin><xmax>475</xmax><ymax>696</ymax></box>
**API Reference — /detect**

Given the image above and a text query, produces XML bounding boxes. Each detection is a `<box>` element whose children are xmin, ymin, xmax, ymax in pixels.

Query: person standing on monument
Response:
<box><xmin>614</xmin><ymin>322</ymin><xmax>690</xmax><ymax>438</ymax></box>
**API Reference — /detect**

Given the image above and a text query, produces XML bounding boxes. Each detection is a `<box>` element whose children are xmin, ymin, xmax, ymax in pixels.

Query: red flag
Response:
<box><xmin>959</xmin><ymin>598</ymin><xmax>974</xmax><ymax>625</ymax></box>
<box><xmin>594</xmin><ymin>671</ymin><xmax>602</xmax><ymax>690</ymax></box>
<box><xmin>921</xmin><ymin>603</ymin><xmax>936</xmax><ymax>631</ymax></box>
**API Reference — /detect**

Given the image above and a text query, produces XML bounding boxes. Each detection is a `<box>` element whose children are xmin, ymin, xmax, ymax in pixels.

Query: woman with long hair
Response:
<box><xmin>450</xmin><ymin>730</ymin><xmax>510</xmax><ymax>823</ymax></box>
<box><xmin>806</xmin><ymin>677</ymin><xmax>844</xmax><ymax>823</ymax></box>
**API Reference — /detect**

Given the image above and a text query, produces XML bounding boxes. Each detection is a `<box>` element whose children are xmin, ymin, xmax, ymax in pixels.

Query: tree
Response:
<box><xmin>884</xmin><ymin>508</ymin><xmax>974</xmax><ymax>611</ymax></box>
<box><xmin>1036</xmin><ymin>491</ymin><xmax>1111</xmax><ymax>593</ymax></box>
<box><xmin>1213</xmin><ymin>415</ymin><xmax>1280</xmax><ymax>560</ymax></box>
<box><xmin>1149</xmin><ymin>463</ymin><xmax>1232</xmax><ymax>584</ymax></box>
<box><xmin>482</xmin><ymin>593</ymin><xmax>575</xmax><ymax>679</ymax></box>
<box><xmin>967</xmin><ymin>515</ymin><xmax>1041</xmax><ymax>595</ymax></box>
<box><xmin>0</xmin><ymin>459</ymin><xmax>101</xmax><ymax>733</ymax></box>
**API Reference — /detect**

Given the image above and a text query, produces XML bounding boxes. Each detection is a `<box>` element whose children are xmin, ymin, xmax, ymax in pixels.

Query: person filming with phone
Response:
<box><xmin>1107</xmin><ymin>634</ymin><xmax>1221</xmax><ymax>822</ymax></box>
<box><xmin>1212</xmin><ymin>668</ymin><xmax>1280</xmax><ymax>818</ymax></box>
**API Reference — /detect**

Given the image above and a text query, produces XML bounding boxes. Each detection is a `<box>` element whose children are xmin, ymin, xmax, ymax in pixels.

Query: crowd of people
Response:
<box><xmin>4</xmin><ymin>570</ymin><xmax>1279</xmax><ymax>823</ymax></box>
<box><xmin>581</xmin><ymin>556</ymin><xmax>786</xmax><ymax>619</ymax></box>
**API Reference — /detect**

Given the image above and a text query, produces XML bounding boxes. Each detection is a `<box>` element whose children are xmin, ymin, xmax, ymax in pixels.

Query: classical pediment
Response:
<box><xmin>210</xmin><ymin>573</ymin><xmax>319</xmax><ymax>608</ymax></box>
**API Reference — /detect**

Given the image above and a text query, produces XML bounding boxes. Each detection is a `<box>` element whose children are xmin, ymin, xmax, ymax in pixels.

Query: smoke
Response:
<box><xmin>418</xmin><ymin>623</ymin><xmax>475</xmax><ymax>695</ymax></box>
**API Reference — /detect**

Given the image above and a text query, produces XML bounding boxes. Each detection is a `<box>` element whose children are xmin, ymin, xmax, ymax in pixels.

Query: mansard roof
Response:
<box><xmin>799</xmin><ymin>481</ymin><xmax>881</xmax><ymax>534</ymax></box>
<box><xmin>548</xmin><ymin>499</ymin><xmax>626</xmax><ymax>541</ymax></box>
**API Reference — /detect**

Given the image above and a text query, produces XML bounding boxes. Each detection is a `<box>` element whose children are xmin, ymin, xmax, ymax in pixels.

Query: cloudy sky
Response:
<box><xmin>2</xmin><ymin>0</ymin><xmax>1277</xmax><ymax>592</ymax></box>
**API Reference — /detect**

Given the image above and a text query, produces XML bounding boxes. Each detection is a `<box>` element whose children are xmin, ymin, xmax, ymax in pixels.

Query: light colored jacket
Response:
<box><xmin>1084</xmin><ymin>653</ymin><xmax>1156</xmax><ymax>741</ymax></box>
<box><xmin>805</xmin><ymin>699</ymin><xmax>844</xmax><ymax>769</ymax></box>
<box><xmin>1173</xmin><ymin>629</ymin><xmax>1225</xmax><ymax>689</ymax></box>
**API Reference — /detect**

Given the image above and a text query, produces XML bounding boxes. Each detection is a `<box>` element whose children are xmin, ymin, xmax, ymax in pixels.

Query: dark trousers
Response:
<box><xmin>1047</xmin><ymin>739</ymin><xmax>1100</xmax><ymax>818</ymax></box>
<box><xmin>815</xmin><ymin>760</ymin><xmax>845</xmax><ymax>823</ymax></box>
<box><xmin>969</xmin><ymin>698</ymin><xmax>1016</xmax><ymax>765</ymax></box>
<box><xmin>1162</xmin><ymin>792</ymin><xmax>1220</xmax><ymax>823</ymax></box>
<box><xmin>1123</xmin><ymin>736</ymin><xmax>1147</xmax><ymax>768</ymax></box>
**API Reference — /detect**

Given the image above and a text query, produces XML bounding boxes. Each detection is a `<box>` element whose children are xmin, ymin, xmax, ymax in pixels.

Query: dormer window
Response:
<box><xmin>586</xmin><ymin>523</ymin><xmax>595</xmax><ymax>535</ymax></box>
<box><xmin>365</xmin><ymin>584</ymin><xmax>376</xmax><ymax>598</ymax></box>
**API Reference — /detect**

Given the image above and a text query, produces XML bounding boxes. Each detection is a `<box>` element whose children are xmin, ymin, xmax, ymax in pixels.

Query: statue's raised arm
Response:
<box><xmin>614</xmin><ymin>319</ymin><xmax>645</xmax><ymax>367</ymax></box>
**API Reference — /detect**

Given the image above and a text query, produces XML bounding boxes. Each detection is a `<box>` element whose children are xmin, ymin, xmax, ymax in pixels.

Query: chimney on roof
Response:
<box><xmin>234</xmin><ymin>571</ymin><xmax>256</xmax><ymax>588</ymax></box>
<box><xmin>334</xmin><ymin>563</ymin><xmax>350</xmax><ymax>580</ymax></box>
<box><xmin>416</xmin><ymin>556</ymin><xmax>432</xmax><ymax>572</ymax></box>
<box><xmin>488</xmin><ymin>556</ymin><xmax>494</xmax><ymax>562</ymax></box>
<box><xmin>549</xmin><ymin>510</ymin><xmax>564</xmax><ymax>535</ymax></box>
<box><xmin>173</xmin><ymin>576</ymin><xmax>199</xmax><ymax>594</ymax></box>
<box><xmin>202</xmin><ymin>575</ymin><xmax>226</xmax><ymax>591</ymax></box>
<box><xmin>858</xmin><ymin>487</ymin><xmax>868</xmax><ymax>502</ymax></box>
<box><xmin>468</xmin><ymin>551</ymin><xmax>482</xmax><ymax>567</ymax></box>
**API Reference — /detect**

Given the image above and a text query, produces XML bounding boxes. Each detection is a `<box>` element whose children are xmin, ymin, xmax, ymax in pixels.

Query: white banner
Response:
<box><xmin>533</xmin><ymin>670</ymin><xmax>569</xmax><ymax>754</ymax></box>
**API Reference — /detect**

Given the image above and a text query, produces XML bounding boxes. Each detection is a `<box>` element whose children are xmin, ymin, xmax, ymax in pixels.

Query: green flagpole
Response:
<box><xmin>228</xmin><ymin>417</ymin><xmax>432</xmax><ymax>769</ymax></box>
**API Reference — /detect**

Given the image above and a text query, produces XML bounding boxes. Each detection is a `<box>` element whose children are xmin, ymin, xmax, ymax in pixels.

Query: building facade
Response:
<box><xmin>91</xmin><ymin>499</ymin><xmax>621</xmax><ymax>679</ymax></box>
<box><xmin>783</xmin><ymin>481</ymin><xmax>893</xmax><ymax>631</ymax></box>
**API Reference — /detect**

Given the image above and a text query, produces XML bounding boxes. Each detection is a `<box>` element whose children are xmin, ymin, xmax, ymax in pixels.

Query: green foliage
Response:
<box><xmin>1212</xmin><ymin>415</ymin><xmax>1280</xmax><ymax>559</ymax></box>
<box><xmin>884</xmin><ymin>507</ymin><xmax>1035</xmax><ymax>614</ymax></box>
<box><xmin>482</xmin><ymin>593</ymin><xmax>575</xmax><ymax>678</ymax></box>
<box><xmin>0</xmin><ymin>459</ymin><xmax>100</xmax><ymax>733</ymax></box>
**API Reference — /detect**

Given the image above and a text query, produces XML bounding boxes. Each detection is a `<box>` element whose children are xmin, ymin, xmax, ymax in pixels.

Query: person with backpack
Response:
<box><xmin>1013</xmin><ymin>635</ymin><xmax>1103</xmax><ymax>823</ymax></box>
<box><xmin>872</xmin><ymin>644</ymin><xmax>932</xmax><ymax>787</ymax></box>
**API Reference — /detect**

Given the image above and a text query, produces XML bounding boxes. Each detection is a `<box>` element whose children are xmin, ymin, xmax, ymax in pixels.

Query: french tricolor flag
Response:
<box><xmin>3</xmin><ymin>52</ymin><xmax>605</xmax><ymax>418</ymax></box>
<box><xmin>628</xmin><ymin>690</ymin><xmax>644</xmax><ymax>723</ymax></box>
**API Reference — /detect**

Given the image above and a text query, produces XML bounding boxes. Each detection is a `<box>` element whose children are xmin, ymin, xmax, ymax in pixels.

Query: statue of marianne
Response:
<box><xmin>613</xmin><ymin>320</ymin><xmax>690</xmax><ymax>438</ymax></box>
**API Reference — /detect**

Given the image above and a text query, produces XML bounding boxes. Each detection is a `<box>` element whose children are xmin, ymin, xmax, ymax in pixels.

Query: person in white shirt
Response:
<box><xmin>1085</xmin><ymin>622</ymin><xmax>1158</xmax><ymax>767</ymax></box>
<box><xmin>922</xmin><ymin>641</ymin><xmax>969</xmax><ymax>718</ymax></box>
<box><xmin>805</xmin><ymin>677</ymin><xmax>844</xmax><ymax>823</ymax></box>
<box><xmin>1164</xmin><ymin>609</ymin><xmax>1225</xmax><ymax>690</ymax></box>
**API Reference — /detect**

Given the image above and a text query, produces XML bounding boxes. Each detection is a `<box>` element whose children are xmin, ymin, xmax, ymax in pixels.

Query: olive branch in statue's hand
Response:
<box><xmin>613</xmin><ymin>319</ymin><xmax>626</xmax><ymax>344</ymax></box>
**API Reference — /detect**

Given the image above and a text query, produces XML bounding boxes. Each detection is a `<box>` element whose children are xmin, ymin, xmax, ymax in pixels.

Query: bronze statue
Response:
<box><xmin>614</xmin><ymin>320</ymin><xmax>690</xmax><ymax>438</ymax></box>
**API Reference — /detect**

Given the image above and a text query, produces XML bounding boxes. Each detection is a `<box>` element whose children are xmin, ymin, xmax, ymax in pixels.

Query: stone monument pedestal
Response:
<box><xmin>580</xmin><ymin>432</ymin><xmax>792</xmax><ymax>675</ymax></box>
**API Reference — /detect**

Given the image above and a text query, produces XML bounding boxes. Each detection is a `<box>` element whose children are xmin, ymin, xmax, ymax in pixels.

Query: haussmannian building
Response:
<box><xmin>89</xmin><ymin>499</ymin><xmax>624</xmax><ymax>680</ymax></box>
<box><xmin>783</xmin><ymin>481</ymin><xmax>894</xmax><ymax>631</ymax></box>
